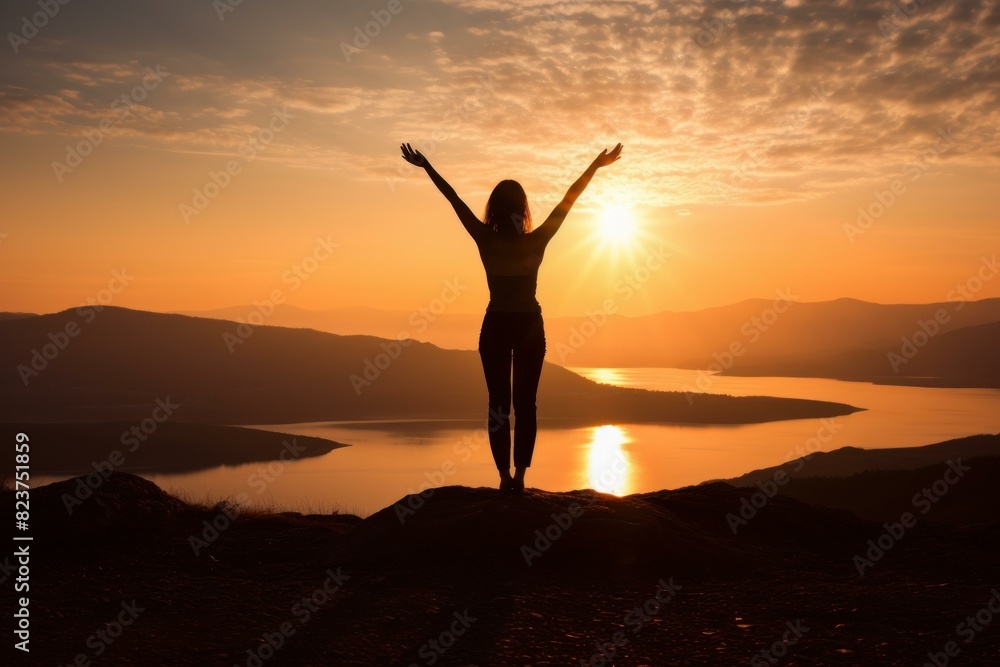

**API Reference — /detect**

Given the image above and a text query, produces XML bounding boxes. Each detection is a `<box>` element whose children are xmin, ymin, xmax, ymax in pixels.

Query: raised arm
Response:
<box><xmin>536</xmin><ymin>143</ymin><xmax>623</xmax><ymax>241</ymax></box>
<box><xmin>400</xmin><ymin>143</ymin><xmax>482</xmax><ymax>239</ymax></box>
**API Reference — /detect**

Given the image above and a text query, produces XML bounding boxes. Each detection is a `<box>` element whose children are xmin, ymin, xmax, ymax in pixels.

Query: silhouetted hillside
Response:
<box><xmin>888</xmin><ymin>320</ymin><xmax>1000</xmax><ymax>387</ymax></box>
<box><xmin>175</xmin><ymin>297</ymin><xmax>1000</xmax><ymax>386</ymax></box>
<box><xmin>777</xmin><ymin>457</ymin><xmax>1000</xmax><ymax>526</ymax></box>
<box><xmin>14</xmin><ymin>471</ymin><xmax>1000</xmax><ymax>664</ymax></box>
<box><xmin>2</xmin><ymin>421</ymin><xmax>344</xmax><ymax>475</ymax></box>
<box><xmin>181</xmin><ymin>304</ymin><xmax>481</xmax><ymax>349</ymax></box>
<box><xmin>0</xmin><ymin>312</ymin><xmax>37</xmax><ymax>321</ymax></box>
<box><xmin>332</xmin><ymin>482</ymin><xmax>868</xmax><ymax>576</ymax></box>
<box><xmin>726</xmin><ymin>318</ymin><xmax>1000</xmax><ymax>388</ymax></box>
<box><xmin>572</xmin><ymin>296</ymin><xmax>1000</xmax><ymax>369</ymax></box>
<box><xmin>0</xmin><ymin>307</ymin><xmax>858</xmax><ymax>424</ymax></box>
<box><xmin>721</xmin><ymin>433</ymin><xmax>1000</xmax><ymax>487</ymax></box>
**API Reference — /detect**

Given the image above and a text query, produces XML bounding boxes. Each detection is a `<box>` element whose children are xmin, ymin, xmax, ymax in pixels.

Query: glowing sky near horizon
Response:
<box><xmin>1</xmin><ymin>0</ymin><xmax>998</xmax><ymax>316</ymax></box>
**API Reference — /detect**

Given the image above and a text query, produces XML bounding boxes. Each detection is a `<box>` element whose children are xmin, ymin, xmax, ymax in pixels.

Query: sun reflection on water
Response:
<box><xmin>586</xmin><ymin>425</ymin><xmax>632</xmax><ymax>495</ymax></box>
<box><xmin>587</xmin><ymin>368</ymin><xmax>624</xmax><ymax>385</ymax></box>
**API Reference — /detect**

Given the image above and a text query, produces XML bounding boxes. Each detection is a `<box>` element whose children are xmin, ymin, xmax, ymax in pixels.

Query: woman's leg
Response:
<box><xmin>512</xmin><ymin>313</ymin><xmax>545</xmax><ymax>474</ymax></box>
<box><xmin>478</xmin><ymin>313</ymin><xmax>513</xmax><ymax>476</ymax></box>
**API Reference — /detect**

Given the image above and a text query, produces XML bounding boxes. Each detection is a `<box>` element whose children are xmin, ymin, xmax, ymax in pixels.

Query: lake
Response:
<box><xmin>131</xmin><ymin>368</ymin><xmax>1000</xmax><ymax>516</ymax></box>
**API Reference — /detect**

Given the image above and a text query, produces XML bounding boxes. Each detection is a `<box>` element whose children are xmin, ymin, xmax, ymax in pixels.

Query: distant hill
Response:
<box><xmin>887</xmin><ymin>320</ymin><xmax>1000</xmax><ymax>387</ymax></box>
<box><xmin>724</xmin><ymin>317</ymin><xmax>1000</xmax><ymax>388</ymax></box>
<box><xmin>548</xmin><ymin>296</ymin><xmax>1000</xmax><ymax>369</ymax></box>
<box><xmin>775</xmin><ymin>457</ymin><xmax>1000</xmax><ymax>526</ymax></box>
<box><xmin>3</xmin><ymin>421</ymin><xmax>345</xmax><ymax>475</ymax></box>
<box><xmin>719</xmin><ymin>433</ymin><xmax>1000</xmax><ymax>487</ymax></box>
<box><xmin>175</xmin><ymin>297</ymin><xmax>1000</xmax><ymax>386</ymax></box>
<box><xmin>716</xmin><ymin>433</ymin><xmax>1000</xmax><ymax>526</ymax></box>
<box><xmin>0</xmin><ymin>307</ymin><xmax>858</xmax><ymax>424</ymax></box>
<box><xmin>180</xmin><ymin>304</ymin><xmax>481</xmax><ymax>350</ymax></box>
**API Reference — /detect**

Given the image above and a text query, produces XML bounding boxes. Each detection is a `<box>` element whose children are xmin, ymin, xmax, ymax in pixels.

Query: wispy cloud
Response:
<box><xmin>1</xmin><ymin>0</ymin><xmax>997</xmax><ymax>204</ymax></box>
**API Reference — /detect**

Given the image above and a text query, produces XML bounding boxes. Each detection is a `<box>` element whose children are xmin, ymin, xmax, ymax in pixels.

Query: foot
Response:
<box><xmin>512</xmin><ymin>465</ymin><xmax>527</xmax><ymax>494</ymax></box>
<box><xmin>499</xmin><ymin>477</ymin><xmax>514</xmax><ymax>493</ymax></box>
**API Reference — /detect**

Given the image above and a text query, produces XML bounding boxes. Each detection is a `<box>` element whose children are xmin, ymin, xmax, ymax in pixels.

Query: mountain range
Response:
<box><xmin>0</xmin><ymin>307</ymin><xmax>857</xmax><ymax>424</ymax></box>
<box><xmin>175</xmin><ymin>297</ymin><xmax>1000</xmax><ymax>387</ymax></box>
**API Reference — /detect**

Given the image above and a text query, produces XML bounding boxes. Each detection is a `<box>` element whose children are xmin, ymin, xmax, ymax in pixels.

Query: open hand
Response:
<box><xmin>593</xmin><ymin>143</ymin><xmax>623</xmax><ymax>168</ymax></box>
<box><xmin>400</xmin><ymin>143</ymin><xmax>428</xmax><ymax>167</ymax></box>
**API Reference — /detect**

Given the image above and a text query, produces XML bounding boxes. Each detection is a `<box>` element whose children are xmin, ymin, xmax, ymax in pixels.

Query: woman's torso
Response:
<box><xmin>475</xmin><ymin>231</ymin><xmax>550</xmax><ymax>313</ymax></box>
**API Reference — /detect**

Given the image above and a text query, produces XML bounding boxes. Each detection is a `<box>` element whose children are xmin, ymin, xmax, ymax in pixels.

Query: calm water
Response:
<box><xmin>123</xmin><ymin>368</ymin><xmax>1000</xmax><ymax>516</ymax></box>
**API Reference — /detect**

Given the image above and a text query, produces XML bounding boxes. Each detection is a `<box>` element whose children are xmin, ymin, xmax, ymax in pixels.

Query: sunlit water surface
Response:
<box><xmin>38</xmin><ymin>369</ymin><xmax>1000</xmax><ymax>516</ymax></box>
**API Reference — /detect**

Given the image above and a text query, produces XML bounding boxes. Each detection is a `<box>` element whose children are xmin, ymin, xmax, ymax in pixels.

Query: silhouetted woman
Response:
<box><xmin>401</xmin><ymin>142</ymin><xmax>623</xmax><ymax>493</ymax></box>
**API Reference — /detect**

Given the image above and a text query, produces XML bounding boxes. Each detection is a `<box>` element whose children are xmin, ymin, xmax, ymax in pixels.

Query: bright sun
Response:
<box><xmin>597</xmin><ymin>204</ymin><xmax>636</xmax><ymax>244</ymax></box>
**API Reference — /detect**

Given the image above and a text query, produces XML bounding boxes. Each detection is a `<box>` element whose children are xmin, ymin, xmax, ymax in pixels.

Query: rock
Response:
<box><xmin>29</xmin><ymin>470</ymin><xmax>189</xmax><ymax>539</ymax></box>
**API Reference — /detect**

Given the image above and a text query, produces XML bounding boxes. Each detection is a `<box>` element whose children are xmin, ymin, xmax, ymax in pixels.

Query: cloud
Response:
<box><xmin>1</xmin><ymin>0</ymin><xmax>997</xmax><ymax>204</ymax></box>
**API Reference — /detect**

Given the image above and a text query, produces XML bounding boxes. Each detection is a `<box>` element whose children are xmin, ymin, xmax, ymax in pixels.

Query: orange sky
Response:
<box><xmin>2</xmin><ymin>0</ymin><xmax>998</xmax><ymax>317</ymax></box>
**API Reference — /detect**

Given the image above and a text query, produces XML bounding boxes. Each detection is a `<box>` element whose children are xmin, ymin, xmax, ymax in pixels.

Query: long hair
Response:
<box><xmin>483</xmin><ymin>180</ymin><xmax>532</xmax><ymax>237</ymax></box>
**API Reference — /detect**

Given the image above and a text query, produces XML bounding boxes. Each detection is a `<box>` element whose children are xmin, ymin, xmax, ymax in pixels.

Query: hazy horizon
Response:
<box><xmin>7</xmin><ymin>292</ymin><xmax>1000</xmax><ymax>320</ymax></box>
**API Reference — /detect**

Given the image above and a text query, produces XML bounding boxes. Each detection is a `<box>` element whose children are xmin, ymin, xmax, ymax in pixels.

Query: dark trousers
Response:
<box><xmin>478</xmin><ymin>311</ymin><xmax>546</xmax><ymax>470</ymax></box>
